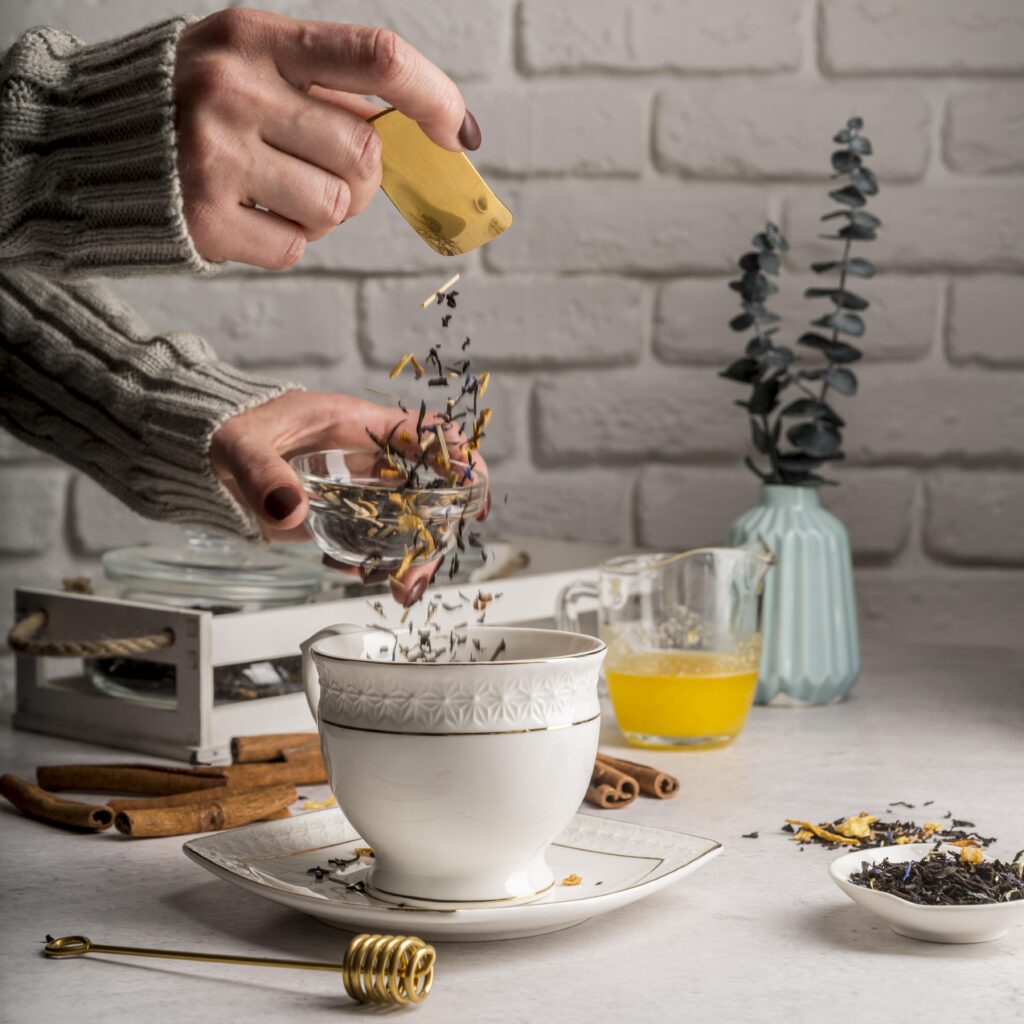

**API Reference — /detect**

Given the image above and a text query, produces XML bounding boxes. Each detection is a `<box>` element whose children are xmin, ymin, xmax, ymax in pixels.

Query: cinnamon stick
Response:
<box><xmin>36</xmin><ymin>763</ymin><xmax>226</xmax><ymax>796</ymax></box>
<box><xmin>231</xmin><ymin>733</ymin><xmax>318</xmax><ymax>764</ymax></box>
<box><xmin>596</xmin><ymin>753</ymin><xmax>679</xmax><ymax>799</ymax></box>
<box><xmin>219</xmin><ymin>753</ymin><xmax>326</xmax><ymax>788</ymax></box>
<box><xmin>585</xmin><ymin>760</ymin><xmax>638</xmax><ymax>809</ymax></box>
<box><xmin>114</xmin><ymin>783</ymin><xmax>298</xmax><ymax>838</ymax></box>
<box><xmin>1</xmin><ymin>773</ymin><xmax>113</xmax><ymax>831</ymax></box>
<box><xmin>107</xmin><ymin>785</ymin><xmax>243</xmax><ymax>812</ymax></box>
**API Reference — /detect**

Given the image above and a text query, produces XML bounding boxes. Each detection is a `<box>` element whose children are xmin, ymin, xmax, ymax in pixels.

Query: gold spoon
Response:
<box><xmin>44</xmin><ymin>932</ymin><xmax>435</xmax><ymax>1007</ymax></box>
<box><xmin>370</xmin><ymin>108</ymin><xmax>512</xmax><ymax>256</ymax></box>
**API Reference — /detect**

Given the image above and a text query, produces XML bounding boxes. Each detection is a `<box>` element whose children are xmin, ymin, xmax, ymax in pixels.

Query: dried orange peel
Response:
<box><xmin>785</xmin><ymin>819</ymin><xmax>859</xmax><ymax>845</ymax></box>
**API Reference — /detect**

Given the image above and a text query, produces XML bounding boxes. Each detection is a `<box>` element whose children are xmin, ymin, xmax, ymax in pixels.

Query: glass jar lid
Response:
<box><xmin>102</xmin><ymin>529</ymin><xmax>324</xmax><ymax>610</ymax></box>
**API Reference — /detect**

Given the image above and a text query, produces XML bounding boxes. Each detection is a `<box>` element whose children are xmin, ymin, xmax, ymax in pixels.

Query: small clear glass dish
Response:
<box><xmin>290</xmin><ymin>449</ymin><xmax>487</xmax><ymax>573</ymax></box>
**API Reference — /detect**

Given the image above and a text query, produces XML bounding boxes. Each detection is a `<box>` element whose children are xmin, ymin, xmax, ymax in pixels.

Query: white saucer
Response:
<box><xmin>830</xmin><ymin>843</ymin><xmax>1024</xmax><ymax>944</ymax></box>
<box><xmin>184</xmin><ymin>808</ymin><xmax>721</xmax><ymax>941</ymax></box>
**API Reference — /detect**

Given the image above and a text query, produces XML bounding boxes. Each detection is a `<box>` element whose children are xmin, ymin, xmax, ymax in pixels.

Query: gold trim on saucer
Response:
<box><xmin>368</xmin><ymin>879</ymin><xmax>555</xmax><ymax>906</ymax></box>
<box><xmin>319</xmin><ymin>712</ymin><xmax>600</xmax><ymax>738</ymax></box>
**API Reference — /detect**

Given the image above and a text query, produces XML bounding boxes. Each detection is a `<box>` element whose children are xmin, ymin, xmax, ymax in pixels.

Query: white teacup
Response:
<box><xmin>301</xmin><ymin>625</ymin><xmax>605</xmax><ymax>908</ymax></box>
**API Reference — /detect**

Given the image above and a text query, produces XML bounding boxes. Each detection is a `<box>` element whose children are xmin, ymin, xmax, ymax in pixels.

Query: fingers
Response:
<box><xmin>214</xmin><ymin>435</ymin><xmax>309</xmax><ymax>533</ymax></box>
<box><xmin>307</xmin><ymin>85</ymin><xmax>384</xmax><ymax>120</ymax></box>
<box><xmin>268</xmin><ymin>19</ymin><xmax>471</xmax><ymax>150</ymax></box>
<box><xmin>244</xmin><ymin>146</ymin><xmax>351</xmax><ymax>240</ymax></box>
<box><xmin>185</xmin><ymin>197</ymin><xmax>307</xmax><ymax>270</ymax></box>
<box><xmin>391</xmin><ymin>561</ymin><xmax>437</xmax><ymax>607</ymax></box>
<box><xmin>259</xmin><ymin>89</ymin><xmax>382</xmax><ymax>222</ymax></box>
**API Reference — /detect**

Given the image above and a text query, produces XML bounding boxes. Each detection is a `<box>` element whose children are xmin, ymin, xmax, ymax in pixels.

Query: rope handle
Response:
<box><xmin>8</xmin><ymin>610</ymin><xmax>174</xmax><ymax>659</ymax></box>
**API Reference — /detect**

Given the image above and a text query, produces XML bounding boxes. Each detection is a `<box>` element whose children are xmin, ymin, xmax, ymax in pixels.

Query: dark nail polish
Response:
<box><xmin>404</xmin><ymin>577</ymin><xmax>428</xmax><ymax>608</ymax></box>
<box><xmin>264</xmin><ymin>486</ymin><xmax>300</xmax><ymax>521</ymax></box>
<box><xmin>458</xmin><ymin>109</ymin><xmax>481</xmax><ymax>151</ymax></box>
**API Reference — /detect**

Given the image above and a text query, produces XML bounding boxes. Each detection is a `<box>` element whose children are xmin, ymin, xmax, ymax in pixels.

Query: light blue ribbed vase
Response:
<box><xmin>727</xmin><ymin>485</ymin><xmax>860</xmax><ymax>705</ymax></box>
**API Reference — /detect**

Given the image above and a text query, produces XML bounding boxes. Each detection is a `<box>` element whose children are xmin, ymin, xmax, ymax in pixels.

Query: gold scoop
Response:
<box><xmin>44</xmin><ymin>932</ymin><xmax>435</xmax><ymax>1007</ymax></box>
<box><xmin>370</xmin><ymin>108</ymin><xmax>512</xmax><ymax>256</ymax></box>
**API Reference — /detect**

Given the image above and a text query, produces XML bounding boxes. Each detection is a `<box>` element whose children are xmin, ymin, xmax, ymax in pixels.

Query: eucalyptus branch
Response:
<box><xmin>719</xmin><ymin>116</ymin><xmax>881</xmax><ymax>488</ymax></box>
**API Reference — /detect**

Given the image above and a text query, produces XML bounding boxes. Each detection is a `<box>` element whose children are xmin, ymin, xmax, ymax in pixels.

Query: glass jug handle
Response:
<box><xmin>555</xmin><ymin>580</ymin><xmax>599</xmax><ymax>633</ymax></box>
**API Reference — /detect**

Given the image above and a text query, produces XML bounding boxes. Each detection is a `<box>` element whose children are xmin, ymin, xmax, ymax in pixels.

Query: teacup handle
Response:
<box><xmin>555</xmin><ymin>580</ymin><xmax>599</xmax><ymax>633</ymax></box>
<box><xmin>299</xmin><ymin>624</ymin><xmax>365</xmax><ymax>722</ymax></box>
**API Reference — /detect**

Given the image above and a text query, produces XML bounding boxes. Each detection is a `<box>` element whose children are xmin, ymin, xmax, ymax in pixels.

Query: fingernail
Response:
<box><xmin>404</xmin><ymin>577</ymin><xmax>428</xmax><ymax>608</ymax></box>
<box><xmin>458</xmin><ymin>109</ymin><xmax>481</xmax><ymax>151</ymax></box>
<box><xmin>264</xmin><ymin>486</ymin><xmax>300</xmax><ymax>521</ymax></box>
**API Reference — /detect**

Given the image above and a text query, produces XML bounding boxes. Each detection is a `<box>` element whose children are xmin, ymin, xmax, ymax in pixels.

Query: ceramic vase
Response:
<box><xmin>727</xmin><ymin>484</ymin><xmax>860</xmax><ymax>705</ymax></box>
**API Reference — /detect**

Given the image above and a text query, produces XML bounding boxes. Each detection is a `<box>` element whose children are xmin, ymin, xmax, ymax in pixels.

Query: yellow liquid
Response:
<box><xmin>606</xmin><ymin>650</ymin><xmax>759</xmax><ymax>751</ymax></box>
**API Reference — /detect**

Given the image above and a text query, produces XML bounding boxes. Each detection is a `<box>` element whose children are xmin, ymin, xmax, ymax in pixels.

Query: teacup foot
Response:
<box><xmin>364</xmin><ymin>861</ymin><xmax>555</xmax><ymax>910</ymax></box>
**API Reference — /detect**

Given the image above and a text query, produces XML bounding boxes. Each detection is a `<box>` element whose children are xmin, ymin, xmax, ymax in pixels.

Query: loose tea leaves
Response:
<box><xmin>849</xmin><ymin>846</ymin><xmax>1024</xmax><ymax>906</ymax></box>
<box><xmin>784</xmin><ymin>812</ymin><xmax>996</xmax><ymax>850</ymax></box>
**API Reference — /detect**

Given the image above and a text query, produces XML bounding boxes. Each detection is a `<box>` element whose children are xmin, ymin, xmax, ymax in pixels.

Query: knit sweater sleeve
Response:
<box><xmin>0</xmin><ymin>269</ymin><xmax>297</xmax><ymax>537</ymax></box>
<box><xmin>0</xmin><ymin>17</ymin><xmax>213</xmax><ymax>277</ymax></box>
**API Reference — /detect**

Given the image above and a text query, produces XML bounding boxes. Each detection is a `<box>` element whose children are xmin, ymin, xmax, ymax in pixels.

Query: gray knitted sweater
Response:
<box><xmin>0</xmin><ymin>17</ymin><xmax>296</xmax><ymax>537</ymax></box>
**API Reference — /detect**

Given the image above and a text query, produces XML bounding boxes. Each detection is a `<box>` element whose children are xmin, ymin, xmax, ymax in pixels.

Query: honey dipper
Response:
<box><xmin>44</xmin><ymin>932</ymin><xmax>435</xmax><ymax>1007</ymax></box>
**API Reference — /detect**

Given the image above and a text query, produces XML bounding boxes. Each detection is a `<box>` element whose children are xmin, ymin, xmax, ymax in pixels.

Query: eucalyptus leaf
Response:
<box><xmin>828</xmin><ymin>185</ymin><xmax>866</xmax><ymax>208</ymax></box>
<box><xmin>831</xmin><ymin>150</ymin><xmax>861</xmax><ymax>173</ymax></box>
<box><xmin>849</xmin><ymin>210</ymin><xmax>882</xmax><ymax>230</ymax></box>
<box><xmin>850</xmin><ymin>136</ymin><xmax>872</xmax><ymax>156</ymax></box>
<box><xmin>810</xmin><ymin>257</ymin><xmax>878</xmax><ymax>279</ymax></box>
<box><xmin>803</xmin><ymin>287</ymin><xmax>869</xmax><ymax>310</ymax></box>
<box><xmin>780</xmin><ymin>397</ymin><xmax>846</xmax><ymax>426</ymax></box>
<box><xmin>833</xmin><ymin>129</ymin><xmax>852</xmax><ymax>144</ymax></box>
<box><xmin>787</xmin><ymin>420</ymin><xmax>842</xmax><ymax>457</ymax></box>
<box><xmin>760</xmin><ymin>346</ymin><xmax>795</xmax><ymax>368</ymax></box>
<box><xmin>847</xmin><ymin>116</ymin><xmax>863</xmax><ymax>130</ymax></box>
<box><xmin>797</xmin><ymin>332</ymin><xmax>862</xmax><ymax>364</ymax></box>
<box><xmin>748</xmin><ymin>377</ymin><xmax>780</xmax><ymax>415</ymax></box>
<box><xmin>824</xmin><ymin>366</ymin><xmax>858</xmax><ymax>395</ymax></box>
<box><xmin>765</xmin><ymin>222</ymin><xmax>790</xmax><ymax>251</ymax></box>
<box><xmin>822</xmin><ymin>222</ymin><xmax>877</xmax><ymax>241</ymax></box>
<box><xmin>849</xmin><ymin>165</ymin><xmax>878</xmax><ymax>195</ymax></box>
<box><xmin>843</xmin><ymin>257</ymin><xmax>876</xmax><ymax>278</ymax></box>
<box><xmin>720</xmin><ymin>357</ymin><xmax>760</xmax><ymax>383</ymax></box>
<box><xmin>730</xmin><ymin>312</ymin><xmax>754</xmax><ymax>332</ymax></box>
<box><xmin>745</xmin><ymin>336</ymin><xmax>770</xmax><ymax>357</ymax></box>
<box><xmin>811</xmin><ymin>311</ymin><xmax>866</xmax><ymax>337</ymax></box>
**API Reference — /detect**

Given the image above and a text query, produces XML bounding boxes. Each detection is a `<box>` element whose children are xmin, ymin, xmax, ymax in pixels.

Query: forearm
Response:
<box><xmin>0</xmin><ymin>270</ymin><xmax>299</xmax><ymax>536</ymax></box>
<box><xmin>0</xmin><ymin>17</ymin><xmax>213</xmax><ymax>277</ymax></box>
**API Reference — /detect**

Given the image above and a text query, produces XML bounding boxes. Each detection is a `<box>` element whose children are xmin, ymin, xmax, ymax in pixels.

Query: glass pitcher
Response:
<box><xmin>556</xmin><ymin>548</ymin><xmax>774</xmax><ymax>750</ymax></box>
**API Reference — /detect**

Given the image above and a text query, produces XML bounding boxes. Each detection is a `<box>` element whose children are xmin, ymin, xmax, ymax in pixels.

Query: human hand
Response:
<box><xmin>210</xmin><ymin>391</ymin><xmax>489</xmax><ymax>606</ymax></box>
<box><xmin>173</xmin><ymin>8</ymin><xmax>481</xmax><ymax>270</ymax></box>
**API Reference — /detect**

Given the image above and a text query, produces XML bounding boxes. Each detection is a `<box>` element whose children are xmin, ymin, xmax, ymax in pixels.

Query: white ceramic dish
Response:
<box><xmin>184</xmin><ymin>808</ymin><xmax>722</xmax><ymax>942</ymax></box>
<box><xmin>829</xmin><ymin>843</ymin><xmax>1024</xmax><ymax>944</ymax></box>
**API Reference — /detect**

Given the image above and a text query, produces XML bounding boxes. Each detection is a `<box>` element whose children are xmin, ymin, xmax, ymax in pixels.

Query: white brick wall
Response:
<box><xmin>2</xmin><ymin>0</ymin><xmax>1024</xmax><ymax>700</ymax></box>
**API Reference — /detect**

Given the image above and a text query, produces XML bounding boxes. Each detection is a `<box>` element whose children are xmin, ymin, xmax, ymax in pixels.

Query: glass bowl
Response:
<box><xmin>291</xmin><ymin>449</ymin><xmax>487</xmax><ymax>573</ymax></box>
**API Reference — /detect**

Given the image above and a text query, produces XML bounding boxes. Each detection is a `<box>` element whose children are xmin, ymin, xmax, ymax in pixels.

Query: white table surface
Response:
<box><xmin>1</xmin><ymin>642</ymin><xmax>1022</xmax><ymax>1024</ymax></box>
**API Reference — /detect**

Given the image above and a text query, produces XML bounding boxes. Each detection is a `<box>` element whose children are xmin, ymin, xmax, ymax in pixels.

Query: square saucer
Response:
<box><xmin>185</xmin><ymin>808</ymin><xmax>721</xmax><ymax>941</ymax></box>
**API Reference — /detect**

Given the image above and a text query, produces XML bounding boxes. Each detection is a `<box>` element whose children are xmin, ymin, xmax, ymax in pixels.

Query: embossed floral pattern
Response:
<box><xmin>315</xmin><ymin>660</ymin><xmax>602</xmax><ymax>733</ymax></box>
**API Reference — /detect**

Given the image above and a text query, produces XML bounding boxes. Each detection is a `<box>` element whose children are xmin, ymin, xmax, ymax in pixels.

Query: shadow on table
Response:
<box><xmin>803</xmin><ymin>903</ymin><xmax>1006</xmax><ymax>959</ymax></box>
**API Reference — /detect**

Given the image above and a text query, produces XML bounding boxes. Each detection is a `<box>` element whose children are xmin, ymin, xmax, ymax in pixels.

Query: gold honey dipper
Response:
<box><xmin>44</xmin><ymin>932</ymin><xmax>435</xmax><ymax>1007</ymax></box>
